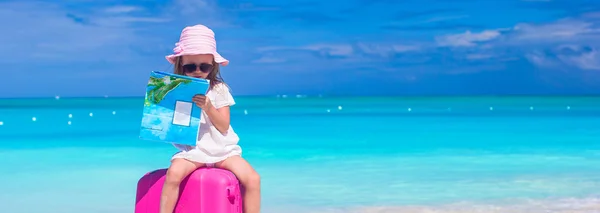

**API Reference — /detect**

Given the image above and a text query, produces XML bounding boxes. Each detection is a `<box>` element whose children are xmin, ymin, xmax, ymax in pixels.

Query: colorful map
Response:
<box><xmin>139</xmin><ymin>71</ymin><xmax>209</xmax><ymax>146</ymax></box>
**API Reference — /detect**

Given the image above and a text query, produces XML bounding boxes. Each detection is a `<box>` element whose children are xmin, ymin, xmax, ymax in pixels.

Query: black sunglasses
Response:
<box><xmin>182</xmin><ymin>63</ymin><xmax>214</xmax><ymax>73</ymax></box>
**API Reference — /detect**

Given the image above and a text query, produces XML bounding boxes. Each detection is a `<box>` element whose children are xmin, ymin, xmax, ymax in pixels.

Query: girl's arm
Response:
<box><xmin>201</xmin><ymin>83</ymin><xmax>235</xmax><ymax>135</ymax></box>
<box><xmin>205</xmin><ymin>104</ymin><xmax>231</xmax><ymax>135</ymax></box>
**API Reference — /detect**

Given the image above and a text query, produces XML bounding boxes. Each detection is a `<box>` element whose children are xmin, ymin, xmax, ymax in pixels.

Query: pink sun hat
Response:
<box><xmin>165</xmin><ymin>24</ymin><xmax>229</xmax><ymax>66</ymax></box>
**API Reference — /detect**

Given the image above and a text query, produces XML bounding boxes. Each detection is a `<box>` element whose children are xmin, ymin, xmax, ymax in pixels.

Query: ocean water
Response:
<box><xmin>1</xmin><ymin>96</ymin><xmax>599</xmax><ymax>213</ymax></box>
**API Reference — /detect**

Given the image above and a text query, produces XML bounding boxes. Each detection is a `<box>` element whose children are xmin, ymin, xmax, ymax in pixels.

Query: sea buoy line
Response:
<box><xmin>319</xmin><ymin>105</ymin><xmax>575</xmax><ymax>113</ymax></box>
<box><xmin>0</xmin><ymin>106</ymin><xmax>577</xmax><ymax>126</ymax></box>
<box><xmin>0</xmin><ymin>110</ymin><xmax>118</xmax><ymax>126</ymax></box>
<box><xmin>325</xmin><ymin>105</ymin><xmax>344</xmax><ymax>113</ymax></box>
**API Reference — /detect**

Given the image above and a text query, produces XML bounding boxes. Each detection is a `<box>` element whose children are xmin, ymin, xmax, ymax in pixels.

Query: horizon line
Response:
<box><xmin>1</xmin><ymin>94</ymin><xmax>600</xmax><ymax>100</ymax></box>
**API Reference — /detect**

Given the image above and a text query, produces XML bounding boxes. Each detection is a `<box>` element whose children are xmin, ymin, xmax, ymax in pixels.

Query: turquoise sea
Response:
<box><xmin>1</xmin><ymin>96</ymin><xmax>599</xmax><ymax>213</ymax></box>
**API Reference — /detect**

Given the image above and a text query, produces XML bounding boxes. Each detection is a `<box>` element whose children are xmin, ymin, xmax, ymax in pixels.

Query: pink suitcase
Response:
<box><xmin>135</xmin><ymin>167</ymin><xmax>242</xmax><ymax>213</ymax></box>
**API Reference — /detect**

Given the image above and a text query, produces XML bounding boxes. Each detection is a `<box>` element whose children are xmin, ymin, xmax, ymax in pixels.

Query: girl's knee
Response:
<box><xmin>165</xmin><ymin>159</ymin><xmax>202</xmax><ymax>186</ymax></box>
<box><xmin>243</xmin><ymin>171</ymin><xmax>261</xmax><ymax>190</ymax></box>
<box><xmin>165</xmin><ymin>166</ymin><xmax>187</xmax><ymax>186</ymax></box>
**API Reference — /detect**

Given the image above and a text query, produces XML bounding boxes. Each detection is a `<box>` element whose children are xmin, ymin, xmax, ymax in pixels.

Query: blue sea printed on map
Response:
<box><xmin>139</xmin><ymin>71</ymin><xmax>210</xmax><ymax>146</ymax></box>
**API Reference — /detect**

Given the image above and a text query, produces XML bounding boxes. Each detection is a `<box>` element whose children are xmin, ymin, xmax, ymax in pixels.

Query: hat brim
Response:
<box><xmin>165</xmin><ymin>51</ymin><xmax>229</xmax><ymax>66</ymax></box>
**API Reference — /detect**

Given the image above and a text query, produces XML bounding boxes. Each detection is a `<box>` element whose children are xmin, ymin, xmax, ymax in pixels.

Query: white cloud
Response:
<box><xmin>465</xmin><ymin>53</ymin><xmax>494</xmax><ymax>60</ymax></box>
<box><xmin>257</xmin><ymin>42</ymin><xmax>422</xmax><ymax>61</ymax></box>
<box><xmin>252</xmin><ymin>56</ymin><xmax>287</xmax><ymax>64</ymax></box>
<box><xmin>510</xmin><ymin>18</ymin><xmax>599</xmax><ymax>42</ymax></box>
<box><xmin>0</xmin><ymin>1</ymin><xmax>142</xmax><ymax>63</ymax></box>
<box><xmin>435</xmin><ymin>11</ymin><xmax>600</xmax><ymax>71</ymax></box>
<box><xmin>303</xmin><ymin>44</ymin><xmax>354</xmax><ymax>56</ymax></box>
<box><xmin>92</xmin><ymin>16</ymin><xmax>171</xmax><ymax>27</ymax></box>
<box><xmin>524</xmin><ymin>46</ymin><xmax>600</xmax><ymax>71</ymax></box>
<box><xmin>435</xmin><ymin>30</ymin><xmax>502</xmax><ymax>47</ymax></box>
<box><xmin>525</xmin><ymin>52</ymin><xmax>559</xmax><ymax>68</ymax></box>
<box><xmin>508</xmin><ymin>16</ymin><xmax>600</xmax><ymax>70</ymax></box>
<box><xmin>0</xmin><ymin>0</ymin><xmax>231</xmax><ymax>65</ymax></box>
<box><xmin>103</xmin><ymin>6</ymin><xmax>141</xmax><ymax>14</ymax></box>
<box><xmin>438</xmin><ymin>13</ymin><xmax>600</xmax><ymax>48</ymax></box>
<box><xmin>257</xmin><ymin>44</ymin><xmax>354</xmax><ymax>57</ymax></box>
<box><xmin>555</xmin><ymin>46</ymin><xmax>600</xmax><ymax>71</ymax></box>
<box><xmin>356</xmin><ymin>43</ymin><xmax>421</xmax><ymax>57</ymax></box>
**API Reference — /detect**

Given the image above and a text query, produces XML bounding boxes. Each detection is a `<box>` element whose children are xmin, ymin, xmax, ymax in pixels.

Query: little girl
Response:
<box><xmin>160</xmin><ymin>24</ymin><xmax>261</xmax><ymax>213</ymax></box>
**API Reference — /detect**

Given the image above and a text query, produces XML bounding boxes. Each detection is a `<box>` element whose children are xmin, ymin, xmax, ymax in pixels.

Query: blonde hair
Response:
<box><xmin>173</xmin><ymin>56</ymin><xmax>225</xmax><ymax>91</ymax></box>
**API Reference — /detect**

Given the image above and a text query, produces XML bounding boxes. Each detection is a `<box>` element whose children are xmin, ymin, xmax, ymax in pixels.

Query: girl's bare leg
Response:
<box><xmin>217</xmin><ymin>155</ymin><xmax>261</xmax><ymax>213</ymax></box>
<box><xmin>159</xmin><ymin>158</ymin><xmax>204</xmax><ymax>213</ymax></box>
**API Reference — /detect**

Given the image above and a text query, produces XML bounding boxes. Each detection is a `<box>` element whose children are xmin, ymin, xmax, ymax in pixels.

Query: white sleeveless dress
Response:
<box><xmin>171</xmin><ymin>83</ymin><xmax>242</xmax><ymax>164</ymax></box>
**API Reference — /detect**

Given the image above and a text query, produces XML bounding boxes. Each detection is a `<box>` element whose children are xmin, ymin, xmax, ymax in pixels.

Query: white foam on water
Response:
<box><xmin>2</xmin><ymin>146</ymin><xmax>600</xmax><ymax>213</ymax></box>
<box><xmin>269</xmin><ymin>197</ymin><xmax>600</xmax><ymax>213</ymax></box>
<box><xmin>364</xmin><ymin>197</ymin><xmax>600</xmax><ymax>213</ymax></box>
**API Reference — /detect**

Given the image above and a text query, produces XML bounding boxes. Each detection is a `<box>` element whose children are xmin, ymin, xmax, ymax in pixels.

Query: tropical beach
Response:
<box><xmin>1</xmin><ymin>96</ymin><xmax>600</xmax><ymax>213</ymax></box>
<box><xmin>1</xmin><ymin>0</ymin><xmax>600</xmax><ymax>212</ymax></box>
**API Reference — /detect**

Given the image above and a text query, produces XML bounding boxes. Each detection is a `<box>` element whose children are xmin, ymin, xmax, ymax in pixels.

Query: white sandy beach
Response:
<box><xmin>281</xmin><ymin>197</ymin><xmax>600</xmax><ymax>213</ymax></box>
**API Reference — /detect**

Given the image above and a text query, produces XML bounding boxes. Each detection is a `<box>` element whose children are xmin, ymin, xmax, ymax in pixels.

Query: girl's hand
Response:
<box><xmin>192</xmin><ymin>95</ymin><xmax>213</xmax><ymax>110</ymax></box>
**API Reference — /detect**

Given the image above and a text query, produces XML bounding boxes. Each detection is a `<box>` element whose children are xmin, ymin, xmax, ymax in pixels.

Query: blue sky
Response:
<box><xmin>1</xmin><ymin>0</ymin><xmax>599</xmax><ymax>97</ymax></box>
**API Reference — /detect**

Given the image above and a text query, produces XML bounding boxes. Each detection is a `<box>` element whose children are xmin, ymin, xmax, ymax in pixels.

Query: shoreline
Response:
<box><xmin>264</xmin><ymin>196</ymin><xmax>600</xmax><ymax>213</ymax></box>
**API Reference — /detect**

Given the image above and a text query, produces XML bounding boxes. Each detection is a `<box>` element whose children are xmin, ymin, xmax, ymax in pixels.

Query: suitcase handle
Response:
<box><xmin>226</xmin><ymin>186</ymin><xmax>236</xmax><ymax>200</ymax></box>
